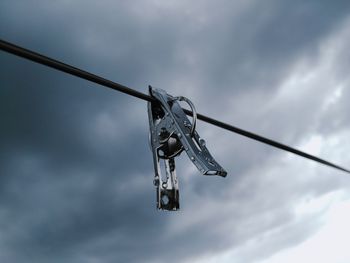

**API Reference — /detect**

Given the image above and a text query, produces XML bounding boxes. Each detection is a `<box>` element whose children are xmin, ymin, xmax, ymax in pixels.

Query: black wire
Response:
<box><xmin>0</xmin><ymin>39</ymin><xmax>152</xmax><ymax>102</ymax></box>
<box><xmin>0</xmin><ymin>38</ymin><xmax>349</xmax><ymax>174</ymax></box>
<box><xmin>184</xmin><ymin>110</ymin><xmax>350</xmax><ymax>173</ymax></box>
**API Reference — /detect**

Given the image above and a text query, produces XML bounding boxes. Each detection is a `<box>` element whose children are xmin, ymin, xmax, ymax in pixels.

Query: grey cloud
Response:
<box><xmin>1</xmin><ymin>1</ymin><xmax>350</xmax><ymax>263</ymax></box>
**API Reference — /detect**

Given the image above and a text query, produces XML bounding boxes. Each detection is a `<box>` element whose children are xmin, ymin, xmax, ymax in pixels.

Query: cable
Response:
<box><xmin>0</xmin><ymin>39</ymin><xmax>152</xmax><ymax>102</ymax></box>
<box><xmin>0</xmin><ymin>38</ymin><xmax>349</xmax><ymax>174</ymax></box>
<box><xmin>185</xmin><ymin>110</ymin><xmax>350</xmax><ymax>173</ymax></box>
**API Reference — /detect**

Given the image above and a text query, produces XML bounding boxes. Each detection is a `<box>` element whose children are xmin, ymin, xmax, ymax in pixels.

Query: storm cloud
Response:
<box><xmin>1</xmin><ymin>1</ymin><xmax>350</xmax><ymax>262</ymax></box>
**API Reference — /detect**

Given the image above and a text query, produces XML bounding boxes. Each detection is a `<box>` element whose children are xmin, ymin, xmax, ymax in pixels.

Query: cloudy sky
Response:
<box><xmin>1</xmin><ymin>1</ymin><xmax>350</xmax><ymax>262</ymax></box>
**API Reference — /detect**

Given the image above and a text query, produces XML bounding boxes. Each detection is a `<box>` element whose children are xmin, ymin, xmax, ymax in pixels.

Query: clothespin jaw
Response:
<box><xmin>147</xmin><ymin>86</ymin><xmax>227</xmax><ymax>210</ymax></box>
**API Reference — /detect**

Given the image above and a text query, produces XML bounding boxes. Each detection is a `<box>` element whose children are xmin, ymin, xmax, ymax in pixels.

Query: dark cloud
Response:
<box><xmin>1</xmin><ymin>1</ymin><xmax>350</xmax><ymax>262</ymax></box>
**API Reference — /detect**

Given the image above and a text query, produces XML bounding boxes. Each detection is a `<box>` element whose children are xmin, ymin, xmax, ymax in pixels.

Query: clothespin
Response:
<box><xmin>148</xmin><ymin>86</ymin><xmax>227</xmax><ymax>210</ymax></box>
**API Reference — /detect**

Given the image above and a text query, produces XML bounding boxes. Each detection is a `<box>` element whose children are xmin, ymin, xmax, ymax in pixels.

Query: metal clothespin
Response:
<box><xmin>147</xmin><ymin>86</ymin><xmax>227</xmax><ymax>211</ymax></box>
